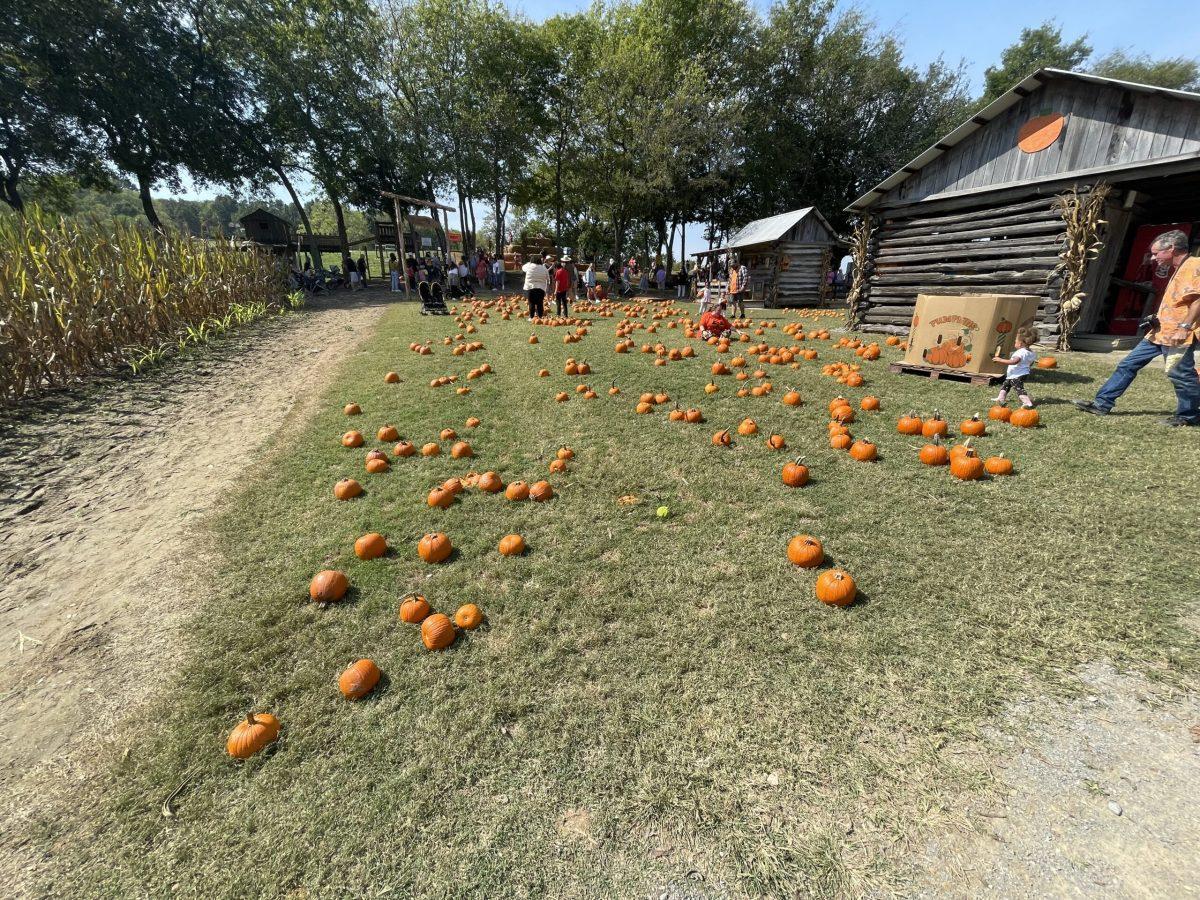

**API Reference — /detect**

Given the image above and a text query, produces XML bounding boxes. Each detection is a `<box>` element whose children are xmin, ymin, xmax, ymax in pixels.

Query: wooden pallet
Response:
<box><xmin>888</xmin><ymin>362</ymin><xmax>1001</xmax><ymax>385</ymax></box>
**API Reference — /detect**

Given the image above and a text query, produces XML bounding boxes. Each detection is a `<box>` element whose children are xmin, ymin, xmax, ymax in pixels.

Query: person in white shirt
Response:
<box><xmin>991</xmin><ymin>325</ymin><xmax>1038</xmax><ymax>408</ymax></box>
<box><xmin>492</xmin><ymin>257</ymin><xmax>504</xmax><ymax>290</ymax></box>
<box><xmin>521</xmin><ymin>255</ymin><xmax>550</xmax><ymax>319</ymax></box>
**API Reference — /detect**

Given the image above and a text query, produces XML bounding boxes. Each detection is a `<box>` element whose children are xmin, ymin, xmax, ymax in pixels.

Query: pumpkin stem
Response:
<box><xmin>245</xmin><ymin>711</ymin><xmax>256</xmax><ymax>726</ymax></box>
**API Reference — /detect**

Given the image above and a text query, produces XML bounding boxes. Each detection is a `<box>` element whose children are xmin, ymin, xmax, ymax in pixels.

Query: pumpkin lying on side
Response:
<box><xmin>421</xmin><ymin>613</ymin><xmax>457</xmax><ymax>651</ymax></box>
<box><xmin>338</xmin><ymin>659</ymin><xmax>381</xmax><ymax>700</ymax></box>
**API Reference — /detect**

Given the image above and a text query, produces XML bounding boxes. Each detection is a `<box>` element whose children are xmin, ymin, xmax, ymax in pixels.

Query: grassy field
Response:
<box><xmin>41</xmin><ymin>298</ymin><xmax>1200</xmax><ymax>897</ymax></box>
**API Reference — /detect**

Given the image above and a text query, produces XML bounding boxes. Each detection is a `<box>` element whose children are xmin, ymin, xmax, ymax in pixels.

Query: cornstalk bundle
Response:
<box><xmin>0</xmin><ymin>208</ymin><xmax>287</xmax><ymax>400</ymax></box>
<box><xmin>844</xmin><ymin>215</ymin><xmax>873</xmax><ymax>328</ymax></box>
<box><xmin>1051</xmin><ymin>183</ymin><xmax>1111</xmax><ymax>350</ymax></box>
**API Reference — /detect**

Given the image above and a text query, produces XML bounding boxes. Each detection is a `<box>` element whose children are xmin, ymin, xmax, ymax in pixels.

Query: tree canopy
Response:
<box><xmin>6</xmin><ymin>2</ymin><xmax>1197</xmax><ymax>260</ymax></box>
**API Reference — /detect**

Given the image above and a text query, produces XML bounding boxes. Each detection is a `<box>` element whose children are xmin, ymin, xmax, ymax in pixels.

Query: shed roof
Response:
<box><xmin>847</xmin><ymin>68</ymin><xmax>1200</xmax><ymax>212</ymax></box>
<box><xmin>238</xmin><ymin>207</ymin><xmax>290</xmax><ymax>226</ymax></box>
<box><xmin>724</xmin><ymin>207</ymin><xmax>835</xmax><ymax>249</ymax></box>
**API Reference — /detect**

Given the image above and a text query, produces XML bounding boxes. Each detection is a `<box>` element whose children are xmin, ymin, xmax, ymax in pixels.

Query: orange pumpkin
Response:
<box><xmin>498</xmin><ymin>534</ymin><xmax>526</xmax><ymax>556</ymax></box>
<box><xmin>829</xmin><ymin>432</ymin><xmax>852</xmax><ymax>450</ymax></box>
<box><xmin>849</xmin><ymin>438</ymin><xmax>877</xmax><ymax>461</ymax></box>
<box><xmin>451</xmin><ymin>441</ymin><xmax>473</xmax><ymax>459</ymax></box>
<box><xmin>427</xmin><ymin>486</ymin><xmax>454</xmax><ymax>509</ymax></box>
<box><xmin>896</xmin><ymin>413</ymin><xmax>923</xmax><ymax>435</ymax></box>
<box><xmin>421</xmin><ymin>613</ymin><xmax>457</xmax><ymax>650</ymax></box>
<box><xmin>1010</xmin><ymin>407</ymin><xmax>1040</xmax><ymax>428</ymax></box>
<box><xmin>354</xmin><ymin>533</ymin><xmax>387</xmax><ymax>560</ymax></box>
<box><xmin>529</xmin><ymin>480</ymin><xmax>554</xmax><ymax>502</ymax></box>
<box><xmin>365</xmin><ymin>457</ymin><xmax>389</xmax><ymax>474</ymax></box>
<box><xmin>344</xmin><ymin>403</ymin><xmax>362</xmax><ymax>416</ymax></box>
<box><xmin>860</xmin><ymin>396</ymin><xmax>880</xmax><ymax>411</ymax></box>
<box><xmin>765</xmin><ymin>433</ymin><xmax>786</xmax><ymax>450</ymax></box>
<box><xmin>950</xmin><ymin>446</ymin><xmax>985</xmax><ymax>481</ymax></box>
<box><xmin>394</xmin><ymin>440</ymin><xmax>416</xmax><ymax>457</ymax></box>
<box><xmin>309</xmin><ymin>570</ymin><xmax>349</xmax><ymax>603</ymax></box>
<box><xmin>919</xmin><ymin>435</ymin><xmax>949</xmax><ymax>466</ymax></box>
<box><xmin>787</xmin><ymin>535</ymin><xmax>824</xmax><ymax>568</ymax></box>
<box><xmin>737</xmin><ymin>418</ymin><xmax>758</xmax><ymax>436</ymax></box>
<box><xmin>921</xmin><ymin>411</ymin><xmax>948</xmax><ymax>438</ymax></box>
<box><xmin>417</xmin><ymin>532</ymin><xmax>452</xmax><ymax>563</ymax></box>
<box><xmin>399</xmin><ymin>594</ymin><xmax>431</xmax><ymax>623</ymax></box>
<box><xmin>226</xmin><ymin>711</ymin><xmax>280</xmax><ymax>759</ymax></box>
<box><xmin>478</xmin><ymin>471</ymin><xmax>503</xmax><ymax>493</ymax></box>
<box><xmin>505</xmin><ymin>480</ymin><xmax>530</xmax><ymax>501</ymax></box>
<box><xmin>338</xmin><ymin>659</ymin><xmax>381</xmax><ymax>700</ymax></box>
<box><xmin>781</xmin><ymin>456</ymin><xmax>809</xmax><ymax>487</ymax></box>
<box><xmin>378</xmin><ymin>425</ymin><xmax>399</xmax><ymax>442</ymax></box>
<box><xmin>960</xmin><ymin>414</ymin><xmax>987</xmax><ymax>437</ymax></box>
<box><xmin>815</xmin><ymin>570</ymin><xmax>857</xmax><ymax>607</ymax></box>
<box><xmin>988</xmin><ymin>405</ymin><xmax>1012</xmax><ymax>422</ymax></box>
<box><xmin>334</xmin><ymin>478</ymin><xmax>363</xmax><ymax>500</ymax></box>
<box><xmin>454</xmin><ymin>604</ymin><xmax>483</xmax><ymax>630</ymax></box>
<box><xmin>342</xmin><ymin>430</ymin><xmax>364</xmax><ymax>448</ymax></box>
<box><xmin>984</xmin><ymin>454</ymin><xmax>1014</xmax><ymax>476</ymax></box>
<box><xmin>712</xmin><ymin>429</ymin><xmax>732</xmax><ymax>447</ymax></box>
<box><xmin>421</xmin><ymin>442</ymin><xmax>441</xmax><ymax>457</ymax></box>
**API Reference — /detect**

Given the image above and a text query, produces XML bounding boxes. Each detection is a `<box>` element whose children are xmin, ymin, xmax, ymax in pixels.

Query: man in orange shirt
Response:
<box><xmin>1075</xmin><ymin>230</ymin><xmax>1200</xmax><ymax>426</ymax></box>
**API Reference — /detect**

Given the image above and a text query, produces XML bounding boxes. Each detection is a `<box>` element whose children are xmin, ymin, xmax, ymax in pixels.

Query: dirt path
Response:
<box><xmin>911</xmin><ymin>663</ymin><xmax>1200</xmax><ymax>898</ymax></box>
<box><xmin>0</xmin><ymin>290</ymin><xmax>390</xmax><ymax>886</ymax></box>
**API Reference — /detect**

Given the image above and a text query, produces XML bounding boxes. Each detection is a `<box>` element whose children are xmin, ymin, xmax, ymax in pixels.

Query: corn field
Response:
<box><xmin>0</xmin><ymin>208</ymin><xmax>289</xmax><ymax>400</ymax></box>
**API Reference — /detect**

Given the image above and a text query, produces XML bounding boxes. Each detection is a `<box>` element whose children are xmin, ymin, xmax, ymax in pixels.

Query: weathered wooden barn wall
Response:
<box><xmin>884</xmin><ymin>78</ymin><xmax>1200</xmax><ymax>208</ymax></box>
<box><xmin>861</xmin><ymin>195</ymin><xmax>1067</xmax><ymax>335</ymax></box>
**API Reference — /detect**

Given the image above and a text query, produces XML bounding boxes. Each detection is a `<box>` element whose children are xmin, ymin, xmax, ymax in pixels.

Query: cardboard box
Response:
<box><xmin>904</xmin><ymin>294</ymin><xmax>1042</xmax><ymax>376</ymax></box>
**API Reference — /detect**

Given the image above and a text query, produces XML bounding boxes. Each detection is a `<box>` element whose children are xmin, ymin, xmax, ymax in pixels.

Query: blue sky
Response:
<box><xmin>512</xmin><ymin>0</ymin><xmax>1200</xmax><ymax>95</ymax></box>
<box><xmin>178</xmin><ymin>0</ymin><xmax>1199</xmax><ymax>257</ymax></box>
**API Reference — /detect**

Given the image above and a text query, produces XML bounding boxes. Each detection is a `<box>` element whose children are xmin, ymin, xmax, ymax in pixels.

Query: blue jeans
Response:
<box><xmin>1094</xmin><ymin>338</ymin><xmax>1199</xmax><ymax>420</ymax></box>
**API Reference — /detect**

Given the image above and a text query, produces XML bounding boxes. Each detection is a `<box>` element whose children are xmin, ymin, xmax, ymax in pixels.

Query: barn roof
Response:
<box><xmin>723</xmin><ymin>207</ymin><xmax>835</xmax><ymax>250</ymax></box>
<box><xmin>847</xmin><ymin>68</ymin><xmax>1200</xmax><ymax>212</ymax></box>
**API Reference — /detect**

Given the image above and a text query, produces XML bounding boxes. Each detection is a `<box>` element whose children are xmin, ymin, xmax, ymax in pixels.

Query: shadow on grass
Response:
<box><xmin>1034</xmin><ymin>370</ymin><xmax>1094</xmax><ymax>384</ymax></box>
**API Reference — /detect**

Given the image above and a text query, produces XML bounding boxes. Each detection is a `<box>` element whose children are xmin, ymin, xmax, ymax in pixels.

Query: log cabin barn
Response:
<box><xmin>237</xmin><ymin>208</ymin><xmax>294</xmax><ymax>256</ymax></box>
<box><xmin>846</xmin><ymin>68</ymin><xmax>1200</xmax><ymax>349</ymax></box>
<box><xmin>694</xmin><ymin>207</ymin><xmax>844</xmax><ymax>307</ymax></box>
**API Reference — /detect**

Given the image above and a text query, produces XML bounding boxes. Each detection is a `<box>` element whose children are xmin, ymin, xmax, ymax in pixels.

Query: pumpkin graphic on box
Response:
<box><xmin>996</xmin><ymin>318</ymin><xmax>1012</xmax><ymax>334</ymax></box>
<box><xmin>923</xmin><ymin>332</ymin><xmax>972</xmax><ymax>369</ymax></box>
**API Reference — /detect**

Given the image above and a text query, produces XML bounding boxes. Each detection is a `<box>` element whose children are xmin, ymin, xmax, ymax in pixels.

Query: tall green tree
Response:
<box><xmin>1090</xmin><ymin>50</ymin><xmax>1200</xmax><ymax>91</ymax></box>
<box><xmin>979</xmin><ymin>22</ymin><xmax>1091</xmax><ymax>106</ymax></box>
<box><xmin>741</xmin><ymin>0</ymin><xmax>970</xmax><ymax>231</ymax></box>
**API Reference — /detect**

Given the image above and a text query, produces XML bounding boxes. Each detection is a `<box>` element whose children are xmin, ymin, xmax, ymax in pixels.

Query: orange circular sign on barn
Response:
<box><xmin>1017</xmin><ymin>113</ymin><xmax>1065</xmax><ymax>153</ymax></box>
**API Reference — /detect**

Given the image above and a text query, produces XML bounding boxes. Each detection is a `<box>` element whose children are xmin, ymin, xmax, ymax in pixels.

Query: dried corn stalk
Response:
<box><xmin>0</xmin><ymin>207</ymin><xmax>287</xmax><ymax>400</ymax></box>
<box><xmin>845</xmin><ymin>215</ymin><xmax>873</xmax><ymax>328</ymax></box>
<box><xmin>1051</xmin><ymin>183</ymin><xmax>1111</xmax><ymax>350</ymax></box>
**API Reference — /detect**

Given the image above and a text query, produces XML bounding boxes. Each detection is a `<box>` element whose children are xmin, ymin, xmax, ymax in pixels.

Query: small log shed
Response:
<box><xmin>846</xmin><ymin>68</ymin><xmax>1200</xmax><ymax>349</ymax></box>
<box><xmin>694</xmin><ymin>207</ymin><xmax>843</xmax><ymax>308</ymax></box>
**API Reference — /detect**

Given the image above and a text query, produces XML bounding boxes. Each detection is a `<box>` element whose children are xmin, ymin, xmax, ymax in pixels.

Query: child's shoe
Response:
<box><xmin>992</xmin><ymin>391</ymin><xmax>1007</xmax><ymax>403</ymax></box>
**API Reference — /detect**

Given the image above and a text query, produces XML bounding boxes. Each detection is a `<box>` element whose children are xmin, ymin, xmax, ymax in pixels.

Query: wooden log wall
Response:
<box><xmin>775</xmin><ymin>241</ymin><xmax>832</xmax><ymax>306</ymax></box>
<box><xmin>860</xmin><ymin>195</ymin><xmax>1067</xmax><ymax>338</ymax></box>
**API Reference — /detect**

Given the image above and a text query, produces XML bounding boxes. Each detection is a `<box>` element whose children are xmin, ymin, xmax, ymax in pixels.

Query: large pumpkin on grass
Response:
<box><xmin>498</xmin><ymin>534</ymin><xmax>526</xmax><ymax>556</ymax></box>
<box><xmin>354</xmin><ymin>533</ymin><xmax>387</xmax><ymax>560</ymax></box>
<box><xmin>815</xmin><ymin>570</ymin><xmax>857</xmax><ymax>607</ymax></box>
<box><xmin>226</xmin><ymin>712</ymin><xmax>280</xmax><ymax>759</ymax></box>
<box><xmin>921</xmin><ymin>411</ymin><xmax>948</xmax><ymax>438</ymax></box>
<box><xmin>1010</xmin><ymin>407</ymin><xmax>1040</xmax><ymax>428</ymax></box>
<box><xmin>455</xmin><ymin>604</ymin><xmax>483</xmax><ymax>630</ymax></box>
<box><xmin>421</xmin><ymin>613</ymin><xmax>457</xmax><ymax>650</ymax></box>
<box><xmin>529</xmin><ymin>481</ymin><xmax>554</xmax><ymax>502</ymax></box>
<box><xmin>309</xmin><ymin>570</ymin><xmax>349</xmax><ymax>603</ymax></box>
<box><xmin>338</xmin><ymin>659</ymin><xmax>381</xmax><ymax>700</ymax></box>
<box><xmin>896</xmin><ymin>413</ymin><xmax>923</xmax><ymax>435</ymax></box>
<box><xmin>787</xmin><ymin>535</ymin><xmax>824</xmax><ymax>568</ymax></box>
<box><xmin>417</xmin><ymin>532</ymin><xmax>452</xmax><ymax>563</ymax></box>
<box><xmin>781</xmin><ymin>457</ymin><xmax>809</xmax><ymax>487</ymax></box>
<box><xmin>342</xmin><ymin>430</ymin><xmax>364</xmax><ymax>448</ymax></box>
<box><xmin>399</xmin><ymin>594</ymin><xmax>431</xmax><ymax>623</ymax></box>
<box><xmin>950</xmin><ymin>447</ymin><xmax>985</xmax><ymax>481</ymax></box>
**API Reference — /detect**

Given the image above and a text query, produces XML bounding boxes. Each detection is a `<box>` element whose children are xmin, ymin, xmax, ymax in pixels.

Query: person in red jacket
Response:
<box><xmin>700</xmin><ymin>300</ymin><xmax>734</xmax><ymax>339</ymax></box>
<box><xmin>553</xmin><ymin>257</ymin><xmax>572</xmax><ymax>316</ymax></box>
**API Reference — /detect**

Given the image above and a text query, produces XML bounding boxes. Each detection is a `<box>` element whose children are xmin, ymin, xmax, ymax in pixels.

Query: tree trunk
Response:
<box><xmin>679</xmin><ymin>217</ymin><xmax>686</xmax><ymax>273</ymax></box>
<box><xmin>329</xmin><ymin>191</ymin><xmax>350</xmax><ymax>264</ymax></box>
<box><xmin>275</xmin><ymin>164</ymin><xmax>320</xmax><ymax>265</ymax></box>
<box><xmin>136</xmin><ymin>171</ymin><xmax>163</xmax><ymax>231</ymax></box>
<box><xmin>1</xmin><ymin>172</ymin><xmax>24</xmax><ymax>214</ymax></box>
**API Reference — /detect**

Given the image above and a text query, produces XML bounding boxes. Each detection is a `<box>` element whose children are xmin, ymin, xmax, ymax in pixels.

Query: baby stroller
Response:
<box><xmin>418</xmin><ymin>281</ymin><xmax>449</xmax><ymax>315</ymax></box>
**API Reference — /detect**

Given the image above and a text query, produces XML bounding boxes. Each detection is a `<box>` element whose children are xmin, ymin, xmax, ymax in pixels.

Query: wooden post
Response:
<box><xmin>392</xmin><ymin>196</ymin><xmax>411</xmax><ymax>301</ymax></box>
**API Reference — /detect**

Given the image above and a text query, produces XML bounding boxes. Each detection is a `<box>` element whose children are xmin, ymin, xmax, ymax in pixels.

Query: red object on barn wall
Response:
<box><xmin>1108</xmin><ymin>222</ymin><xmax>1193</xmax><ymax>335</ymax></box>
